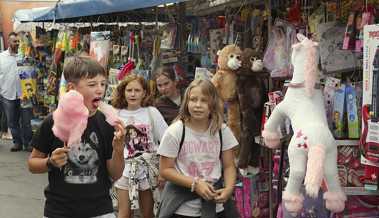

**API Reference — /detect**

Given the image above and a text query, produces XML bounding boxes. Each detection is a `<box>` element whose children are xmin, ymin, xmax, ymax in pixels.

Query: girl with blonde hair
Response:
<box><xmin>158</xmin><ymin>79</ymin><xmax>238</xmax><ymax>218</ymax></box>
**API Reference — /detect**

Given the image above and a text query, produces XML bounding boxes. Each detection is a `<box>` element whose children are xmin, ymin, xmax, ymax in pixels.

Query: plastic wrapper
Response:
<box><xmin>263</xmin><ymin>19</ymin><xmax>296</xmax><ymax>78</ymax></box>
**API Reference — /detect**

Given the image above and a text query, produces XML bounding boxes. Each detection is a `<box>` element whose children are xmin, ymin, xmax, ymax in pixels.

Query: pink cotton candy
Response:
<box><xmin>52</xmin><ymin>90</ymin><xmax>89</xmax><ymax>147</ymax></box>
<box><xmin>98</xmin><ymin>101</ymin><xmax>120</xmax><ymax>126</ymax></box>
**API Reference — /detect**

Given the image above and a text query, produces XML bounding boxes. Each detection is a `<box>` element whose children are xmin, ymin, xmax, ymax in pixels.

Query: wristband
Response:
<box><xmin>191</xmin><ymin>177</ymin><xmax>199</xmax><ymax>192</ymax></box>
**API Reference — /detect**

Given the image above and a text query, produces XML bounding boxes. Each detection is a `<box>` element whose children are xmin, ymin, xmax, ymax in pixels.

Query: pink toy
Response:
<box><xmin>52</xmin><ymin>90</ymin><xmax>89</xmax><ymax>147</ymax></box>
<box><xmin>98</xmin><ymin>101</ymin><xmax>120</xmax><ymax>126</ymax></box>
<box><xmin>117</xmin><ymin>32</ymin><xmax>136</xmax><ymax>80</ymax></box>
<box><xmin>262</xmin><ymin>34</ymin><xmax>346</xmax><ymax>215</ymax></box>
<box><xmin>117</xmin><ymin>59</ymin><xmax>135</xmax><ymax>80</ymax></box>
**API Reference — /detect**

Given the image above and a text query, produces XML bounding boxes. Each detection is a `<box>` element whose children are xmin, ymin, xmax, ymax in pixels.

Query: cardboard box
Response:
<box><xmin>363</xmin><ymin>24</ymin><xmax>379</xmax><ymax>106</ymax></box>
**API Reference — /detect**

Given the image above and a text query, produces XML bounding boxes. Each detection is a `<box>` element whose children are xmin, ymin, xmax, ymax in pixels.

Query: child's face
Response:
<box><xmin>124</xmin><ymin>80</ymin><xmax>146</xmax><ymax>110</ymax></box>
<box><xmin>187</xmin><ymin>86</ymin><xmax>210</xmax><ymax>121</ymax></box>
<box><xmin>156</xmin><ymin>74</ymin><xmax>177</xmax><ymax>98</ymax></box>
<box><xmin>69</xmin><ymin>74</ymin><xmax>107</xmax><ymax>114</ymax></box>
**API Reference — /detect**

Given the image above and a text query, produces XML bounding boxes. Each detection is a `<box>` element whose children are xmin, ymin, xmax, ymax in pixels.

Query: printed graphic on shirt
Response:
<box><xmin>178</xmin><ymin>139</ymin><xmax>220</xmax><ymax>181</ymax></box>
<box><xmin>125</xmin><ymin>124</ymin><xmax>151</xmax><ymax>158</ymax></box>
<box><xmin>64</xmin><ymin>132</ymin><xmax>99</xmax><ymax>184</ymax></box>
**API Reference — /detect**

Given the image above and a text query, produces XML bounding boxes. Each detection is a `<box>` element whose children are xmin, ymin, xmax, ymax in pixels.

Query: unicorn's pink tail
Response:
<box><xmin>304</xmin><ymin>145</ymin><xmax>325</xmax><ymax>198</ymax></box>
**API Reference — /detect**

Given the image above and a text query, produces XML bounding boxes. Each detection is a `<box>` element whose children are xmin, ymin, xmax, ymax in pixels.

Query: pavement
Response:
<box><xmin>0</xmin><ymin>139</ymin><xmax>46</xmax><ymax>218</ymax></box>
<box><xmin>0</xmin><ymin>139</ymin><xmax>142</xmax><ymax>218</ymax></box>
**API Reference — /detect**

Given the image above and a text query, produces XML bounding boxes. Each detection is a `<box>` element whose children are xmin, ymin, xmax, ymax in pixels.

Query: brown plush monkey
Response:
<box><xmin>237</xmin><ymin>48</ymin><xmax>268</xmax><ymax>168</ymax></box>
<box><xmin>211</xmin><ymin>45</ymin><xmax>242</xmax><ymax>141</ymax></box>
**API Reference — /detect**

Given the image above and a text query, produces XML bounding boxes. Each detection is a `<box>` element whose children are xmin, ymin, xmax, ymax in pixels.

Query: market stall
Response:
<box><xmin>11</xmin><ymin>0</ymin><xmax>379</xmax><ymax>217</ymax></box>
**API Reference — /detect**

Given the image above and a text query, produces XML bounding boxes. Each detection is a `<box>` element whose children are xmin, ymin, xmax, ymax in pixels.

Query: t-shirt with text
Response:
<box><xmin>157</xmin><ymin>120</ymin><xmax>238</xmax><ymax>216</ymax></box>
<box><xmin>158</xmin><ymin>120</ymin><xmax>238</xmax><ymax>182</ymax></box>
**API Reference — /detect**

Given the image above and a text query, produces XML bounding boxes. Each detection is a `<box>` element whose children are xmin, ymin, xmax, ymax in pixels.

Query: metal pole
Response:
<box><xmin>268</xmin><ymin>148</ymin><xmax>273</xmax><ymax>218</ymax></box>
<box><xmin>176</xmin><ymin>2</ymin><xmax>186</xmax><ymax>63</ymax></box>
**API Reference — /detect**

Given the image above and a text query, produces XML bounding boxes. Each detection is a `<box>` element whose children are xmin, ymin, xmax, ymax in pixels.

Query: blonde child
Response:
<box><xmin>112</xmin><ymin>74</ymin><xmax>168</xmax><ymax>218</ymax></box>
<box><xmin>158</xmin><ymin>79</ymin><xmax>238</xmax><ymax>218</ymax></box>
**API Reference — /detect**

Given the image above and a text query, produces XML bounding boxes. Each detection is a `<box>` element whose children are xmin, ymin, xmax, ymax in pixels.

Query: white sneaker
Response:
<box><xmin>2</xmin><ymin>132</ymin><xmax>12</xmax><ymax>140</ymax></box>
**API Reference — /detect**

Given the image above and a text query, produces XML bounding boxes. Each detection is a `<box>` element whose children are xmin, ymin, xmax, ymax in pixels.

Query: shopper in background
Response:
<box><xmin>112</xmin><ymin>74</ymin><xmax>168</xmax><ymax>218</ymax></box>
<box><xmin>0</xmin><ymin>32</ymin><xmax>33</xmax><ymax>151</ymax></box>
<box><xmin>154</xmin><ymin>66</ymin><xmax>182</xmax><ymax>125</ymax></box>
<box><xmin>158</xmin><ymin>79</ymin><xmax>238</xmax><ymax>218</ymax></box>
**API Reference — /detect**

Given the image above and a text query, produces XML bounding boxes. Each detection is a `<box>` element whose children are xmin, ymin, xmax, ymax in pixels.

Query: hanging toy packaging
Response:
<box><xmin>54</xmin><ymin>31</ymin><xmax>65</xmax><ymax>65</ymax></box>
<box><xmin>117</xmin><ymin>32</ymin><xmax>136</xmax><ymax>80</ymax></box>
<box><xmin>360</xmin><ymin>24</ymin><xmax>379</xmax><ymax>190</ymax></box>
<box><xmin>18</xmin><ymin>64</ymin><xmax>38</xmax><ymax>109</ymax></box>
<box><xmin>135</xmin><ymin>32</ymin><xmax>145</xmax><ymax>70</ymax></box>
<box><xmin>17</xmin><ymin>32</ymin><xmax>38</xmax><ymax>109</ymax></box>
<box><xmin>89</xmin><ymin>31</ymin><xmax>111</xmax><ymax>69</ymax></box>
<box><xmin>263</xmin><ymin>19</ymin><xmax>297</xmax><ymax>78</ymax></box>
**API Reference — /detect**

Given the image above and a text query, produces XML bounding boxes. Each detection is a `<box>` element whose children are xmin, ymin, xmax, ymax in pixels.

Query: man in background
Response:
<box><xmin>0</xmin><ymin>32</ymin><xmax>33</xmax><ymax>152</ymax></box>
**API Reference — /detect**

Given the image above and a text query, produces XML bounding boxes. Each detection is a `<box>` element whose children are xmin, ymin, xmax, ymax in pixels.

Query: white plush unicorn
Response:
<box><xmin>262</xmin><ymin>33</ymin><xmax>346</xmax><ymax>214</ymax></box>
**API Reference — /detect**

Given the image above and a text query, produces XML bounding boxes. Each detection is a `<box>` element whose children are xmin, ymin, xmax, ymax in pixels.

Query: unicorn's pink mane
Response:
<box><xmin>292</xmin><ymin>34</ymin><xmax>318</xmax><ymax>96</ymax></box>
<box><xmin>303</xmin><ymin>39</ymin><xmax>318</xmax><ymax>96</ymax></box>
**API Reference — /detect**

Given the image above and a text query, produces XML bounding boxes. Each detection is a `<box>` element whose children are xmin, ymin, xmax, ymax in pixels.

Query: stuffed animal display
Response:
<box><xmin>52</xmin><ymin>90</ymin><xmax>89</xmax><ymax>147</ymax></box>
<box><xmin>237</xmin><ymin>48</ymin><xmax>268</xmax><ymax>168</ymax></box>
<box><xmin>211</xmin><ymin>44</ymin><xmax>242</xmax><ymax>141</ymax></box>
<box><xmin>262</xmin><ymin>34</ymin><xmax>346</xmax><ymax>214</ymax></box>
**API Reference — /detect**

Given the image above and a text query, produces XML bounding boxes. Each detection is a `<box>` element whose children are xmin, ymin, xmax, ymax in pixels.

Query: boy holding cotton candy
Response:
<box><xmin>27</xmin><ymin>56</ymin><xmax>125</xmax><ymax>218</ymax></box>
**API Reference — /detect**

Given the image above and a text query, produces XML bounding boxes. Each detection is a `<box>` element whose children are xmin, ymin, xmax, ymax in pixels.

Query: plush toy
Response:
<box><xmin>52</xmin><ymin>90</ymin><xmax>89</xmax><ymax>147</ymax></box>
<box><xmin>262</xmin><ymin>34</ymin><xmax>346</xmax><ymax>214</ymax></box>
<box><xmin>237</xmin><ymin>48</ymin><xmax>268</xmax><ymax>168</ymax></box>
<box><xmin>211</xmin><ymin>44</ymin><xmax>242</xmax><ymax>140</ymax></box>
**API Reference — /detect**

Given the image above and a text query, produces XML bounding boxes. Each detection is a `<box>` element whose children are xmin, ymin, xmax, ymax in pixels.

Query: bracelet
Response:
<box><xmin>191</xmin><ymin>177</ymin><xmax>199</xmax><ymax>192</ymax></box>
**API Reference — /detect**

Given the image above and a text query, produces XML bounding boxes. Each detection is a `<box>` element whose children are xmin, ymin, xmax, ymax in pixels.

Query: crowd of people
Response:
<box><xmin>0</xmin><ymin>32</ymin><xmax>239</xmax><ymax>218</ymax></box>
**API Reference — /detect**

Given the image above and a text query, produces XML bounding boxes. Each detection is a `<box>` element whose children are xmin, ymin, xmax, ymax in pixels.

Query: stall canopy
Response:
<box><xmin>14</xmin><ymin>7</ymin><xmax>53</xmax><ymax>22</ymax></box>
<box><xmin>15</xmin><ymin>0</ymin><xmax>189</xmax><ymax>22</ymax></box>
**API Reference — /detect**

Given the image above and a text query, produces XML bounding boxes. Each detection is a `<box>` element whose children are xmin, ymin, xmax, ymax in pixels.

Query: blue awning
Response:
<box><xmin>14</xmin><ymin>7</ymin><xmax>53</xmax><ymax>22</ymax></box>
<box><xmin>22</xmin><ymin>0</ymin><xmax>188</xmax><ymax>22</ymax></box>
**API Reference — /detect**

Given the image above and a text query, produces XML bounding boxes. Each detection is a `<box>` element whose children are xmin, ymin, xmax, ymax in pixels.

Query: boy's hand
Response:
<box><xmin>112</xmin><ymin>120</ymin><xmax>125</xmax><ymax>153</ymax></box>
<box><xmin>50</xmin><ymin>145</ymin><xmax>70</xmax><ymax>168</ymax></box>
<box><xmin>195</xmin><ymin>180</ymin><xmax>217</xmax><ymax>201</ymax></box>
<box><xmin>214</xmin><ymin>187</ymin><xmax>233</xmax><ymax>203</ymax></box>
